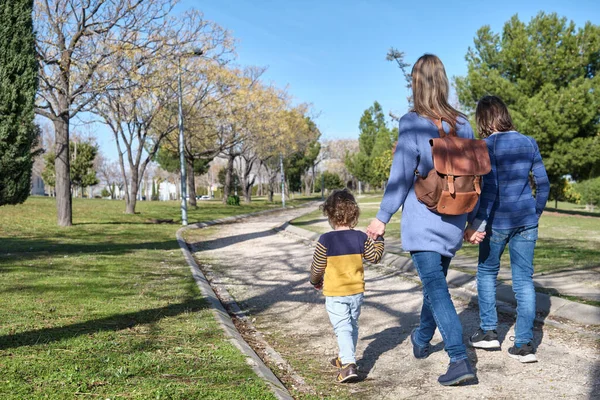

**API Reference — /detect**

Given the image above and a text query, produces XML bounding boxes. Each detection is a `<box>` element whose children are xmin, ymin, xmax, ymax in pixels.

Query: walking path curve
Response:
<box><xmin>184</xmin><ymin>205</ymin><xmax>599</xmax><ymax>399</ymax></box>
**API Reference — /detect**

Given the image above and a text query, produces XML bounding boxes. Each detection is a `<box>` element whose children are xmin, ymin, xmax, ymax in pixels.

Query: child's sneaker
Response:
<box><xmin>508</xmin><ymin>341</ymin><xmax>537</xmax><ymax>363</ymax></box>
<box><xmin>330</xmin><ymin>357</ymin><xmax>342</xmax><ymax>368</ymax></box>
<box><xmin>469</xmin><ymin>328</ymin><xmax>500</xmax><ymax>349</ymax></box>
<box><xmin>336</xmin><ymin>363</ymin><xmax>358</xmax><ymax>383</ymax></box>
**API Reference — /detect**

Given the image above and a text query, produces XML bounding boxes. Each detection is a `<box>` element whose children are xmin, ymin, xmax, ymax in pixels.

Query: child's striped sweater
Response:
<box><xmin>310</xmin><ymin>230</ymin><xmax>384</xmax><ymax>297</ymax></box>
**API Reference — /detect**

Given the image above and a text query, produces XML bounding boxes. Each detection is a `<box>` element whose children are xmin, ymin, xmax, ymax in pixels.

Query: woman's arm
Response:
<box><xmin>374</xmin><ymin>117</ymin><xmax>419</xmax><ymax>224</ymax></box>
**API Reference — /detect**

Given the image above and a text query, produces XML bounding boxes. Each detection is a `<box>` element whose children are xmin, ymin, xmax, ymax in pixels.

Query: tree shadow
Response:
<box><xmin>190</xmin><ymin>229</ymin><xmax>278</xmax><ymax>252</ymax></box>
<box><xmin>591</xmin><ymin>361</ymin><xmax>600</xmax><ymax>399</ymax></box>
<box><xmin>0</xmin><ymin>237</ymin><xmax>180</xmax><ymax>268</ymax></box>
<box><xmin>289</xmin><ymin>219</ymin><xmax>327</xmax><ymax>227</ymax></box>
<box><xmin>0</xmin><ymin>298</ymin><xmax>207</xmax><ymax>351</ymax></box>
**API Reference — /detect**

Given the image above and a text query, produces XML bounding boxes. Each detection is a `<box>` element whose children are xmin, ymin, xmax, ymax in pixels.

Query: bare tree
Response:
<box><xmin>96</xmin><ymin>154</ymin><xmax>122</xmax><ymax>199</ymax></box>
<box><xmin>95</xmin><ymin>9</ymin><xmax>232</xmax><ymax>214</ymax></box>
<box><xmin>34</xmin><ymin>0</ymin><xmax>179</xmax><ymax>225</ymax></box>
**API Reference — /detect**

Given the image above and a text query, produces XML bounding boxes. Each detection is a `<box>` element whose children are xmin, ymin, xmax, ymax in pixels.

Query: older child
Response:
<box><xmin>310</xmin><ymin>189</ymin><xmax>384</xmax><ymax>383</ymax></box>
<box><xmin>465</xmin><ymin>95</ymin><xmax>550</xmax><ymax>363</ymax></box>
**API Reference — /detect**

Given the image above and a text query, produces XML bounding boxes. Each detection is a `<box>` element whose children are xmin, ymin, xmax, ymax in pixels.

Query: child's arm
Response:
<box><xmin>310</xmin><ymin>242</ymin><xmax>327</xmax><ymax>289</ymax></box>
<box><xmin>363</xmin><ymin>236</ymin><xmax>385</xmax><ymax>264</ymax></box>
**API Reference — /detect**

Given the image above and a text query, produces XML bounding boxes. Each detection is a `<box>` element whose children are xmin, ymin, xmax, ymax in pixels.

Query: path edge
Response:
<box><xmin>175</xmin><ymin>204</ymin><xmax>318</xmax><ymax>400</ymax></box>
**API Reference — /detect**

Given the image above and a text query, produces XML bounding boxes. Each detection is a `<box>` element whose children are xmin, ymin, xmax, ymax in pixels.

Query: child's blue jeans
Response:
<box><xmin>325</xmin><ymin>293</ymin><xmax>364</xmax><ymax>365</ymax></box>
<box><xmin>477</xmin><ymin>225</ymin><xmax>538</xmax><ymax>345</ymax></box>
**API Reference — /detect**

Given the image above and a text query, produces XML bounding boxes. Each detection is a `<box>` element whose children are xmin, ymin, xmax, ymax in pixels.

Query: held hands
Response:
<box><xmin>366</xmin><ymin>219</ymin><xmax>386</xmax><ymax>240</ymax></box>
<box><xmin>313</xmin><ymin>281</ymin><xmax>323</xmax><ymax>291</ymax></box>
<box><xmin>464</xmin><ymin>228</ymin><xmax>486</xmax><ymax>245</ymax></box>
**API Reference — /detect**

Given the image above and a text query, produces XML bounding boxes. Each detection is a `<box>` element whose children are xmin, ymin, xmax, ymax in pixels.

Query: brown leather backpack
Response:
<box><xmin>414</xmin><ymin>119</ymin><xmax>491</xmax><ymax>215</ymax></box>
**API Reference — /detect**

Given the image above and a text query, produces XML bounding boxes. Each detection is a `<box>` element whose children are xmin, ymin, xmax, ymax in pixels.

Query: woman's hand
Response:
<box><xmin>366</xmin><ymin>219</ymin><xmax>386</xmax><ymax>240</ymax></box>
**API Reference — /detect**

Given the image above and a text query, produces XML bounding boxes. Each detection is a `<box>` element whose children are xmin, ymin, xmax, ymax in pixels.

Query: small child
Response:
<box><xmin>465</xmin><ymin>95</ymin><xmax>550</xmax><ymax>363</ymax></box>
<box><xmin>309</xmin><ymin>189</ymin><xmax>384</xmax><ymax>383</ymax></box>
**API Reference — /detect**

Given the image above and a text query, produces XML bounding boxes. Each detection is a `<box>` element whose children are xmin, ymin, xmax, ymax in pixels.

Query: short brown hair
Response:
<box><xmin>475</xmin><ymin>95</ymin><xmax>516</xmax><ymax>138</ymax></box>
<box><xmin>320</xmin><ymin>189</ymin><xmax>360</xmax><ymax>228</ymax></box>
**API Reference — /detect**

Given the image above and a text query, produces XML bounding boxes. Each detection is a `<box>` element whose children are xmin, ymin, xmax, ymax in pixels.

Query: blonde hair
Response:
<box><xmin>320</xmin><ymin>189</ymin><xmax>360</xmax><ymax>228</ymax></box>
<box><xmin>411</xmin><ymin>54</ymin><xmax>466</xmax><ymax>131</ymax></box>
<box><xmin>475</xmin><ymin>95</ymin><xmax>516</xmax><ymax>138</ymax></box>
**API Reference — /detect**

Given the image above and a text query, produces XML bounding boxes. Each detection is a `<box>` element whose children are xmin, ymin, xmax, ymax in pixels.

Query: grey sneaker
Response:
<box><xmin>508</xmin><ymin>341</ymin><xmax>537</xmax><ymax>363</ymax></box>
<box><xmin>469</xmin><ymin>328</ymin><xmax>501</xmax><ymax>349</ymax></box>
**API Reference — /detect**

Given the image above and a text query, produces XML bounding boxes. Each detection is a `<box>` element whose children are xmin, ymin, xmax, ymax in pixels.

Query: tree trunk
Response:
<box><xmin>187</xmin><ymin>158</ymin><xmax>197</xmax><ymax>208</ymax></box>
<box><xmin>125</xmin><ymin>169</ymin><xmax>139</xmax><ymax>214</ymax></box>
<box><xmin>223</xmin><ymin>154</ymin><xmax>234</xmax><ymax>204</ymax></box>
<box><xmin>54</xmin><ymin>116</ymin><xmax>72</xmax><ymax>226</ymax></box>
<box><xmin>304</xmin><ymin>174</ymin><xmax>312</xmax><ymax>196</ymax></box>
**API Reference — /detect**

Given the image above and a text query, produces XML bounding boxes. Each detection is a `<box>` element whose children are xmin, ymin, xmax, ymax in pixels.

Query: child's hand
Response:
<box><xmin>464</xmin><ymin>228</ymin><xmax>485</xmax><ymax>244</ymax></box>
<box><xmin>313</xmin><ymin>282</ymin><xmax>323</xmax><ymax>291</ymax></box>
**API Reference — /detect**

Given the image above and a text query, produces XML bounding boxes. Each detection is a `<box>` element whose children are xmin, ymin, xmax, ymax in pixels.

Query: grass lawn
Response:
<box><xmin>0</xmin><ymin>196</ymin><xmax>314</xmax><ymax>399</ymax></box>
<box><xmin>291</xmin><ymin>194</ymin><xmax>600</xmax><ymax>275</ymax></box>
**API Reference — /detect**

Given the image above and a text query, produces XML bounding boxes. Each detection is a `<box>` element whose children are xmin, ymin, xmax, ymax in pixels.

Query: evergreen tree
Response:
<box><xmin>0</xmin><ymin>0</ymin><xmax>39</xmax><ymax>205</ymax></box>
<box><xmin>346</xmin><ymin>101</ymin><xmax>395</xmax><ymax>187</ymax></box>
<box><xmin>42</xmin><ymin>141</ymin><xmax>99</xmax><ymax>193</ymax></box>
<box><xmin>455</xmin><ymin>12</ymin><xmax>600</xmax><ymax>196</ymax></box>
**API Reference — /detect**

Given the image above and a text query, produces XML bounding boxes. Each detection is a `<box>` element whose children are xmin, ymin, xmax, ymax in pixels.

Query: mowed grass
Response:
<box><xmin>0</xmin><ymin>196</ymin><xmax>313</xmax><ymax>399</ymax></box>
<box><xmin>291</xmin><ymin>194</ymin><xmax>600</xmax><ymax>275</ymax></box>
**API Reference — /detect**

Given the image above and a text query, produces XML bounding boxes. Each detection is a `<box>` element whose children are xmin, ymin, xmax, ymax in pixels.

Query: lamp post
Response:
<box><xmin>279</xmin><ymin>153</ymin><xmax>285</xmax><ymax>208</ymax></box>
<box><xmin>177</xmin><ymin>48</ymin><xmax>203</xmax><ymax>226</ymax></box>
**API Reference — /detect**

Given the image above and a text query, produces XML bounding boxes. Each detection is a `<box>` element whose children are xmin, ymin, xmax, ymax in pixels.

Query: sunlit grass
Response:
<box><xmin>0</xmin><ymin>196</ymin><xmax>317</xmax><ymax>399</ymax></box>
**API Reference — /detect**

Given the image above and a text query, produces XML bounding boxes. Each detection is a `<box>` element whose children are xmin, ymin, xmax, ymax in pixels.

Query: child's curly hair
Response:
<box><xmin>320</xmin><ymin>188</ymin><xmax>360</xmax><ymax>228</ymax></box>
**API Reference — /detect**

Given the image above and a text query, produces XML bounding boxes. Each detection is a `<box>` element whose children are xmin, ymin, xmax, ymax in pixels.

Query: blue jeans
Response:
<box><xmin>477</xmin><ymin>225</ymin><xmax>538</xmax><ymax>345</ymax></box>
<box><xmin>326</xmin><ymin>293</ymin><xmax>364</xmax><ymax>365</ymax></box>
<box><xmin>411</xmin><ymin>251</ymin><xmax>467</xmax><ymax>363</ymax></box>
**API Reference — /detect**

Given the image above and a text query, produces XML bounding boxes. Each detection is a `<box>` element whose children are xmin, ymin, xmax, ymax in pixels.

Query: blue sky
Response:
<box><xmin>95</xmin><ymin>0</ymin><xmax>599</xmax><ymax>160</ymax></box>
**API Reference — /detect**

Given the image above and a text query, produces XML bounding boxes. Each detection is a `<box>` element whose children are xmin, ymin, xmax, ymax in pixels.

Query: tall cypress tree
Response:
<box><xmin>0</xmin><ymin>0</ymin><xmax>39</xmax><ymax>205</ymax></box>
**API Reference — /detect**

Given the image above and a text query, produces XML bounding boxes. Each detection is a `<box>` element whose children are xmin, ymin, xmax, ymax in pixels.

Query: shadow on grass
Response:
<box><xmin>289</xmin><ymin>219</ymin><xmax>326</xmax><ymax>227</ymax></box>
<box><xmin>545</xmin><ymin>208</ymin><xmax>600</xmax><ymax>218</ymax></box>
<box><xmin>0</xmin><ymin>237</ymin><xmax>180</xmax><ymax>265</ymax></box>
<box><xmin>533</xmin><ymin>238</ymin><xmax>600</xmax><ymax>273</ymax></box>
<box><xmin>0</xmin><ymin>298</ymin><xmax>208</xmax><ymax>350</ymax></box>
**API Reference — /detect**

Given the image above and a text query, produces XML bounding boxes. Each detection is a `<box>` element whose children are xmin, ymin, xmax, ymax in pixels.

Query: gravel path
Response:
<box><xmin>188</xmin><ymin>206</ymin><xmax>600</xmax><ymax>399</ymax></box>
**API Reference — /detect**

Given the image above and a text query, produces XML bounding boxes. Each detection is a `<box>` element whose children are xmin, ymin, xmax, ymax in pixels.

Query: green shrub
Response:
<box><xmin>226</xmin><ymin>195</ymin><xmax>240</xmax><ymax>206</ymax></box>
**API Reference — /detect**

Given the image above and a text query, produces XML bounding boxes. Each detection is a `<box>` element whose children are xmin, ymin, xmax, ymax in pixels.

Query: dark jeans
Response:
<box><xmin>411</xmin><ymin>251</ymin><xmax>467</xmax><ymax>362</ymax></box>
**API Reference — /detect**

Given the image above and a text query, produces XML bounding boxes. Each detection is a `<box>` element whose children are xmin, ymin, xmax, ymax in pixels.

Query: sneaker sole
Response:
<box><xmin>470</xmin><ymin>339</ymin><xmax>501</xmax><ymax>349</ymax></box>
<box><xmin>508</xmin><ymin>353</ymin><xmax>538</xmax><ymax>363</ymax></box>
<box><xmin>439</xmin><ymin>373</ymin><xmax>476</xmax><ymax>386</ymax></box>
<box><xmin>337</xmin><ymin>373</ymin><xmax>358</xmax><ymax>383</ymax></box>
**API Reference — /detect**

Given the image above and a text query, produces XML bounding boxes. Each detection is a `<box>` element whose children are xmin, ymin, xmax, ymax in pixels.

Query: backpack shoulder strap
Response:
<box><xmin>432</xmin><ymin>118</ymin><xmax>456</xmax><ymax>138</ymax></box>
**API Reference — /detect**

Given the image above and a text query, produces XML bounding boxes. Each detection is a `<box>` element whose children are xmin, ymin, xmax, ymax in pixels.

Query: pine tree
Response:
<box><xmin>0</xmin><ymin>0</ymin><xmax>39</xmax><ymax>205</ymax></box>
<box><xmin>455</xmin><ymin>12</ymin><xmax>600</xmax><ymax>194</ymax></box>
<box><xmin>346</xmin><ymin>101</ymin><xmax>395</xmax><ymax>187</ymax></box>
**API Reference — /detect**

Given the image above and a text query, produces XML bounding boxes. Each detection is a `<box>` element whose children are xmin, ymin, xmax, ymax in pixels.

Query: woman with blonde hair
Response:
<box><xmin>366</xmin><ymin>54</ymin><xmax>478</xmax><ymax>386</ymax></box>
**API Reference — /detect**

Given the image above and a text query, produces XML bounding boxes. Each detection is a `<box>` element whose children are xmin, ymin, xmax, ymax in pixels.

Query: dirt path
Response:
<box><xmin>187</xmin><ymin>207</ymin><xmax>600</xmax><ymax>399</ymax></box>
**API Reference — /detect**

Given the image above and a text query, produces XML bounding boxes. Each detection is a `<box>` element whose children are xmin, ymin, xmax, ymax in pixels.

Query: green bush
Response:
<box><xmin>575</xmin><ymin>177</ymin><xmax>600</xmax><ymax>208</ymax></box>
<box><xmin>226</xmin><ymin>195</ymin><xmax>240</xmax><ymax>206</ymax></box>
